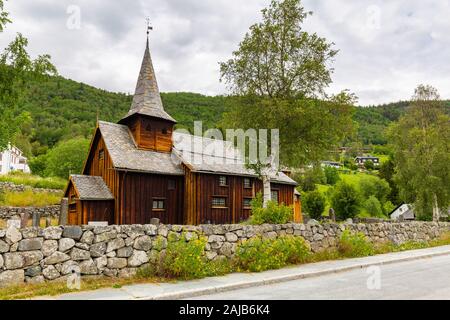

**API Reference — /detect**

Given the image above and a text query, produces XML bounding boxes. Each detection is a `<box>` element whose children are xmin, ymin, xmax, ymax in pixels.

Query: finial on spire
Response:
<box><xmin>146</xmin><ymin>18</ymin><xmax>153</xmax><ymax>36</ymax></box>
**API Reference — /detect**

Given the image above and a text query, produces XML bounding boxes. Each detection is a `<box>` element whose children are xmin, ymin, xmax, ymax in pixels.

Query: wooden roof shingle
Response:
<box><xmin>70</xmin><ymin>175</ymin><xmax>114</xmax><ymax>200</ymax></box>
<box><xmin>98</xmin><ymin>121</ymin><xmax>297</xmax><ymax>185</ymax></box>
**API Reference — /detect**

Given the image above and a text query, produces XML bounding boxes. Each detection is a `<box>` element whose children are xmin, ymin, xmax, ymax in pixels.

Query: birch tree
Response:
<box><xmin>388</xmin><ymin>85</ymin><xmax>450</xmax><ymax>221</ymax></box>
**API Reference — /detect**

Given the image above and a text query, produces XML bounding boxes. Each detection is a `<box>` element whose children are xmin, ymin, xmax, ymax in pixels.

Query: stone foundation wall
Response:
<box><xmin>0</xmin><ymin>182</ymin><xmax>62</xmax><ymax>194</ymax></box>
<box><xmin>0</xmin><ymin>206</ymin><xmax>61</xmax><ymax>220</ymax></box>
<box><xmin>0</xmin><ymin>221</ymin><xmax>449</xmax><ymax>287</ymax></box>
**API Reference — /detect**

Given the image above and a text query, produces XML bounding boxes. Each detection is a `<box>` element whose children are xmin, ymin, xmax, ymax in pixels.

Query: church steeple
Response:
<box><xmin>119</xmin><ymin>27</ymin><xmax>176</xmax><ymax>153</ymax></box>
<box><xmin>119</xmin><ymin>33</ymin><xmax>176</xmax><ymax>124</ymax></box>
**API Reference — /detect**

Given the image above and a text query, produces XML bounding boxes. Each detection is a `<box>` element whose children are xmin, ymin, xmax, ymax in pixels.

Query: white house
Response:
<box><xmin>355</xmin><ymin>155</ymin><xmax>380</xmax><ymax>167</ymax></box>
<box><xmin>321</xmin><ymin>161</ymin><xmax>342</xmax><ymax>169</ymax></box>
<box><xmin>390</xmin><ymin>203</ymin><xmax>415</xmax><ymax>221</ymax></box>
<box><xmin>0</xmin><ymin>144</ymin><xmax>31</xmax><ymax>175</ymax></box>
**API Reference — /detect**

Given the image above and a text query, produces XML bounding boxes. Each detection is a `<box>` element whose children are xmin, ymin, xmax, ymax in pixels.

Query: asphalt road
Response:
<box><xmin>188</xmin><ymin>254</ymin><xmax>450</xmax><ymax>300</ymax></box>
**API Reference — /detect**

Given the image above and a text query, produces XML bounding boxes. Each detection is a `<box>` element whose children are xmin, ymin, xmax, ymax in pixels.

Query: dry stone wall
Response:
<box><xmin>0</xmin><ymin>182</ymin><xmax>62</xmax><ymax>194</ymax></box>
<box><xmin>0</xmin><ymin>221</ymin><xmax>449</xmax><ymax>287</ymax></box>
<box><xmin>0</xmin><ymin>206</ymin><xmax>60</xmax><ymax>220</ymax></box>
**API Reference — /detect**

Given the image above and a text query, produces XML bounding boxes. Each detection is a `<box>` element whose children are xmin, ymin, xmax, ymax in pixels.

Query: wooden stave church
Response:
<box><xmin>64</xmin><ymin>38</ymin><xmax>301</xmax><ymax>226</ymax></box>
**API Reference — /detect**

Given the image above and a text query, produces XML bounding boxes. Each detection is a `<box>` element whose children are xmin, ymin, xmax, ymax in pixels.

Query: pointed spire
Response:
<box><xmin>120</xmin><ymin>32</ymin><xmax>176</xmax><ymax>124</ymax></box>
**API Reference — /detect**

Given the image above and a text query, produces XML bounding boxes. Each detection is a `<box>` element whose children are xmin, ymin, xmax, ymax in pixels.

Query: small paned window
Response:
<box><xmin>153</xmin><ymin>199</ymin><xmax>165</xmax><ymax>210</ymax></box>
<box><xmin>212</xmin><ymin>197</ymin><xmax>226</xmax><ymax>208</ymax></box>
<box><xmin>243</xmin><ymin>198</ymin><xmax>252</xmax><ymax>208</ymax></box>
<box><xmin>219</xmin><ymin>176</ymin><xmax>227</xmax><ymax>186</ymax></box>
<box><xmin>271</xmin><ymin>190</ymin><xmax>279</xmax><ymax>203</ymax></box>
<box><xmin>168</xmin><ymin>179</ymin><xmax>176</xmax><ymax>190</ymax></box>
<box><xmin>243</xmin><ymin>178</ymin><xmax>252</xmax><ymax>188</ymax></box>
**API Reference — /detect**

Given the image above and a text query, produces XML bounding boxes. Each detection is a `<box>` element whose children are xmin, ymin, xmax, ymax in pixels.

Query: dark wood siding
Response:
<box><xmin>79</xmin><ymin>200</ymin><xmax>114</xmax><ymax>225</ymax></box>
<box><xmin>65</xmin><ymin>179</ymin><xmax>114</xmax><ymax>225</ymax></box>
<box><xmin>184</xmin><ymin>169</ymin><xmax>295</xmax><ymax>225</ymax></box>
<box><xmin>139</xmin><ymin>117</ymin><xmax>173</xmax><ymax>152</ymax></box>
<box><xmin>122</xmin><ymin>115</ymin><xmax>173</xmax><ymax>152</ymax></box>
<box><xmin>83</xmin><ymin>130</ymin><xmax>120</xmax><ymax>223</ymax></box>
<box><xmin>119</xmin><ymin>172</ymin><xmax>184</xmax><ymax>224</ymax></box>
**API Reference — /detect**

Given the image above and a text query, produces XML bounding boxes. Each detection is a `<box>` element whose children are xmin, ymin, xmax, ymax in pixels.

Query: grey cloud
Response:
<box><xmin>1</xmin><ymin>0</ymin><xmax>449</xmax><ymax>105</ymax></box>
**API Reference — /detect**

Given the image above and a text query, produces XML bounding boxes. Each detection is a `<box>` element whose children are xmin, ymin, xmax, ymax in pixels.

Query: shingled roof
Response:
<box><xmin>98</xmin><ymin>121</ymin><xmax>184</xmax><ymax>175</ymax></box>
<box><xmin>69</xmin><ymin>175</ymin><xmax>114</xmax><ymax>200</ymax></box>
<box><xmin>119</xmin><ymin>38</ymin><xmax>176</xmax><ymax>124</ymax></box>
<box><xmin>173</xmin><ymin>132</ymin><xmax>297</xmax><ymax>185</ymax></box>
<box><xmin>97</xmin><ymin>121</ymin><xmax>297</xmax><ymax>185</ymax></box>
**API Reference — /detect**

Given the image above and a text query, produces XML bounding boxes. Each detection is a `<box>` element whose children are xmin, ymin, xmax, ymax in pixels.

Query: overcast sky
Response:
<box><xmin>1</xmin><ymin>0</ymin><xmax>449</xmax><ymax>105</ymax></box>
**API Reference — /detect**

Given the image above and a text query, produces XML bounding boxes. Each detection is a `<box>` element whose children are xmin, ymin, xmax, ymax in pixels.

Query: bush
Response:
<box><xmin>303</xmin><ymin>190</ymin><xmax>326</xmax><ymax>220</ymax></box>
<box><xmin>383</xmin><ymin>201</ymin><xmax>395</xmax><ymax>216</ymax></box>
<box><xmin>248</xmin><ymin>193</ymin><xmax>293</xmax><ymax>225</ymax></box>
<box><xmin>364</xmin><ymin>160</ymin><xmax>375</xmax><ymax>171</ymax></box>
<box><xmin>358</xmin><ymin>175</ymin><xmax>391</xmax><ymax>204</ymax></box>
<box><xmin>295</xmin><ymin>166</ymin><xmax>326</xmax><ymax>192</ymax></box>
<box><xmin>363</xmin><ymin>195</ymin><xmax>383</xmax><ymax>217</ymax></box>
<box><xmin>157</xmin><ymin>235</ymin><xmax>233</xmax><ymax>280</ymax></box>
<box><xmin>330</xmin><ymin>181</ymin><xmax>361</xmax><ymax>220</ymax></box>
<box><xmin>44</xmin><ymin>138</ymin><xmax>90</xmax><ymax>179</ymax></box>
<box><xmin>324</xmin><ymin>166</ymin><xmax>340</xmax><ymax>185</ymax></box>
<box><xmin>235</xmin><ymin>236</ymin><xmax>311</xmax><ymax>272</ymax></box>
<box><xmin>344</xmin><ymin>158</ymin><xmax>358</xmax><ymax>170</ymax></box>
<box><xmin>162</xmin><ymin>236</ymin><xmax>208</xmax><ymax>279</ymax></box>
<box><xmin>338</xmin><ymin>230</ymin><xmax>374</xmax><ymax>258</ymax></box>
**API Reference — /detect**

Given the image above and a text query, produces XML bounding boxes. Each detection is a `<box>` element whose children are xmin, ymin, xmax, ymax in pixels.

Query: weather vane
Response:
<box><xmin>146</xmin><ymin>18</ymin><xmax>153</xmax><ymax>35</ymax></box>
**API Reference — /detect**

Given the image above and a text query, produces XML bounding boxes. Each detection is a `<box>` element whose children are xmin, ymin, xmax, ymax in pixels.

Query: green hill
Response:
<box><xmin>18</xmin><ymin>76</ymin><xmax>227</xmax><ymax>156</ymax></box>
<box><xmin>15</xmin><ymin>75</ymin><xmax>450</xmax><ymax>157</ymax></box>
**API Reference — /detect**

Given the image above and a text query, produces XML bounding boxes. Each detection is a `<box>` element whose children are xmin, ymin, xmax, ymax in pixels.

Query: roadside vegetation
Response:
<box><xmin>2</xmin><ymin>230</ymin><xmax>450</xmax><ymax>300</ymax></box>
<box><xmin>247</xmin><ymin>193</ymin><xmax>293</xmax><ymax>225</ymax></box>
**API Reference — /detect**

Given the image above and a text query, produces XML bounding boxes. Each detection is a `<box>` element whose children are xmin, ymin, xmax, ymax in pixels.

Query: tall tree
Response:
<box><xmin>388</xmin><ymin>85</ymin><xmax>450</xmax><ymax>221</ymax></box>
<box><xmin>0</xmin><ymin>1</ymin><xmax>57</xmax><ymax>150</ymax></box>
<box><xmin>220</xmin><ymin>0</ymin><xmax>337</xmax><ymax>99</ymax></box>
<box><xmin>0</xmin><ymin>0</ymin><xmax>11</xmax><ymax>32</ymax></box>
<box><xmin>220</xmin><ymin>0</ymin><xmax>355</xmax><ymax>171</ymax></box>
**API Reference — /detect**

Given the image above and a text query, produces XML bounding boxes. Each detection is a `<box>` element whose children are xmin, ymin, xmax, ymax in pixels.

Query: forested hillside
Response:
<box><xmin>17</xmin><ymin>76</ymin><xmax>227</xmax><ymax>157</ymax></box>
<box><xmin>14</xmin><ymin>75</ymin><xmax>449</xmax><ymax>158</ymax></box>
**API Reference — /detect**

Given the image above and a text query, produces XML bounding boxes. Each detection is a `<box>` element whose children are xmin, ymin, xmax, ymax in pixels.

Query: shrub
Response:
<box><xmin>324</xmin><ymin>166</ymin><xmax>340</xmax><ymax>185</ymax></box>
<box><xmin>330</xmin><ymin>181</ymin><xmax>361</xmax><ymax>220</ymax></box>
<box><xmin>358</xmin><ymin>175</ymin><xmax>391</xmax><ymax>204</ymax></box>
<box><xmin>303</xmin><ymin>190</ymin><xmax>326</xmax><ymax>220</ymax></box>
<box><xmin>248</xmin><ymin>193</ymin><xmax>293</xmax><ymax>224</ymax></box>
<box><xmin>363</xmin><ymin>195</ymin><xmax>383</xmax><ymax>217</ymax></box>
<box><xmin>157</xmin><ymin>235</ymin><xmax>233</xmax><ymax>280</ymax></box>
<box><xmin>295</xmin><ymin>166</ymin><xmax>326</xmax><ymax>192</ymax></box>
<box><xmin>44</xmin><ymin>138</ymin><xmax>90</xmax><ymax>179</ymax></box>
<box><xmin>383</xmin><ymin>201</ymin><xmax>395</xmax><ymax>216</ymax></box>
<box><xmin>235</xmin><ymin>236</ymin><xmax>310</xmax><ymax>272</ymax></box>
<box><xmin>162</xmin><ymin>236</ymin><xmax>209</xmax><ymax>279</ymax></box>
<box><xmin>338</xmin><ymin>230</ymin><xmax>374</xmax><ymax>258</ymax></box>
<box><xmin>343</xmin><ymin>158</ymin><xmax>358</xmax><ymax>170</ymax></box>
<box><xmin>364</xmin><ymin>160</ymin><xmax>375</xmax><ymax>170</ymax></box>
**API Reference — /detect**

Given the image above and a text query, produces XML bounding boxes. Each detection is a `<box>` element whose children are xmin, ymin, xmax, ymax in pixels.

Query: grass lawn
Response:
<box><xmin>0</xmin><ymin>190</ymin><xmax>62</xmax><ymax>207</ymax></box>
<box><xmin>0</xmin><ymin>173</ymin><xmax>66</xmax><ymax>190</ymax></box>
